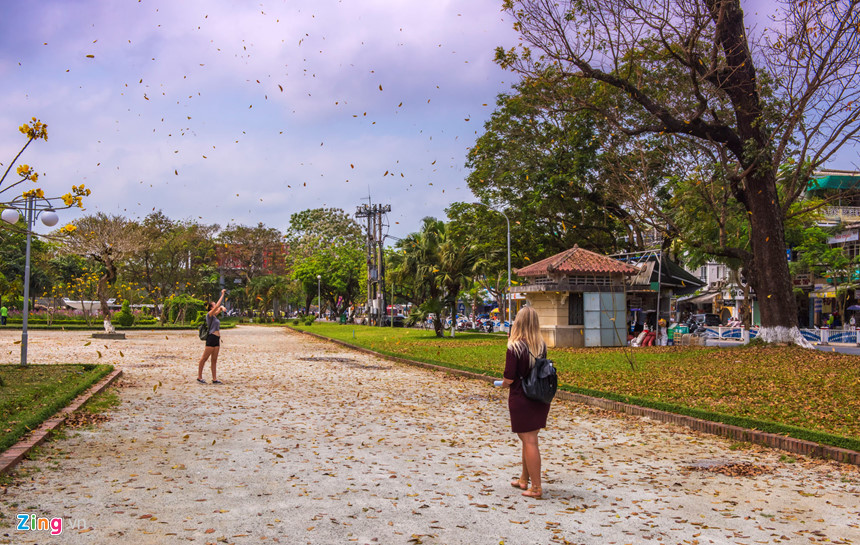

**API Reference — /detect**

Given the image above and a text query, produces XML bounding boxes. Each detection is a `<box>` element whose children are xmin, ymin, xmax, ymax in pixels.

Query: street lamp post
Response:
<box><xmin>474</xmin><ymin>203</ymin><xmax>512</xmax><ymax>330</ymax></box>
<box><xmin>317</xmin><ymin>274</ymin><xmax>322</xmax><ymax>319</ymax></box>
<box><xmin>2</xmin><ymin>195</ymin><xmax>60</xmax><ymax>365</ymax></box>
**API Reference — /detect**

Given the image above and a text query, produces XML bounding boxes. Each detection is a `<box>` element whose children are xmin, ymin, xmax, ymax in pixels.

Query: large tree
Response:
<box><xmin>63</xmin><ymin>213</ymin><xmax>143</xmax><ymax>324</ymax></box>
<box><xmin>465</xmin><ymin>77</ymin><xmax>628</xmax><ymax>256</ymax></box>
<box><xmin>497</xmin><ymin>0</ymin><xmax>860</xmax><ymax>343</ymax></box>
<box><xmin>284</xmin><ymin>208</ymin><xmax>365</xmax><ymax>315</ymax></box>
<box><xmin>217</xmin><ymin>223</ymin><xmax>285</xmax><ymax>284</ymax></box>
<box><xmin>125</xmin><ymin>211</ymin><xmax>217</xmax><ymax>320</ymax></box>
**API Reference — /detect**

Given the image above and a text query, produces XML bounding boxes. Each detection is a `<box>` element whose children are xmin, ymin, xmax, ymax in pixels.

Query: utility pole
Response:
<box><xmin>355</xmin><ymin>201</ymin><xmax>391</xmax><ymax>326</ymax></box>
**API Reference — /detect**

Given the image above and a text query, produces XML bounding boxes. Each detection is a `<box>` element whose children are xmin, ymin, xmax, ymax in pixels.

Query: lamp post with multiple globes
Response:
<box><xmin>1</xmin><ymin>195</ymin><xmax>61</xmax><ymax>365</ymax></box>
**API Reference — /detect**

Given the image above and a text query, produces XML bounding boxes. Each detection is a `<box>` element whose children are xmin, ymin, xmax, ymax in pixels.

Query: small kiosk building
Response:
<box><xmin>511</xmin><ymin>246</ymin><xmax>637</xmax><ymax>347</ymax></box>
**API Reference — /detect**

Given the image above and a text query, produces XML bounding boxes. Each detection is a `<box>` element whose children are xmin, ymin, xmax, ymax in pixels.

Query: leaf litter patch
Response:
<box><xmin>298</xmin><ymin>355</ymin><xmax>391</xmax><ymax>370</ymax></box>
<box><xmin>684</xmin><ymin>459</ymin><xmax>773</xmax><ymax>477</ymax></box>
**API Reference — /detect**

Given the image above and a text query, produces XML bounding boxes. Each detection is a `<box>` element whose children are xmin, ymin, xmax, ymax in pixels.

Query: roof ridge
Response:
<box><xmin>546</xmin><ymin>245</ymin><xmax>578</xmax><ymax>273</ymax></box>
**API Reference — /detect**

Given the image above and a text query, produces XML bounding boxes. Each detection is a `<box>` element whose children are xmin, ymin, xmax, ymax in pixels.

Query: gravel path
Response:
<box><xmin>1</xmin><ymin>326</ymin><xmax>858</xmax><ymax>545</ymax></box>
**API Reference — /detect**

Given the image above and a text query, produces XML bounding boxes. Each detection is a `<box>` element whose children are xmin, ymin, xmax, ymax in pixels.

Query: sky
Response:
<box><xmin>1</xmin><ymin>1</ymin><xmax>856</xmax><ymax>240</ymax></box>
<box><xmin>0</xmin><ymin>0</ymin><xmax>520</xmax><ymax>238</ymax></box>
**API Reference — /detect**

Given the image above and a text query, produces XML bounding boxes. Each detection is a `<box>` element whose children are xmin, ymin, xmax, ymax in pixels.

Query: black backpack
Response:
<box><xmin>521</xmin><ymin>350</ymin><xmax>557</xmax><ymax>404</ymax></box>
<box><xmin>198</xmin><ymin>315</ymin><xmax>210</xmax><ymax>341</ymax></box>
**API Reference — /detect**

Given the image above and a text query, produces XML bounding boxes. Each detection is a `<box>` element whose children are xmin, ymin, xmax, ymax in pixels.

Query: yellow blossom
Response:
<box><xmin>18</xmin><ymin>118</ymin><xmax>48</xmax><ymax>141</ymax></box>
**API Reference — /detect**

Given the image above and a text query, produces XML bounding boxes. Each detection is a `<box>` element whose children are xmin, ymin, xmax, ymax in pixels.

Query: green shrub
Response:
<box><xmin>164</xmin><ymin>294</ymin><xmax>206</xmax><ymax>324</ymax></box>
<box><xmin>114</xmin><ymin>300</ymin><xmax>134</xmax><ymax>327</ymax></box>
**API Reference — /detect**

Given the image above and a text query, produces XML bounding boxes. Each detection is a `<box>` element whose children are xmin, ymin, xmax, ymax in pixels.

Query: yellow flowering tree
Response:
<box><xmin>53</xmin><ymin>270</ymin><xmax>101</xmax><ymax>326</ymax></box>
<box><xmin>1</xmin><ymin>118</ymin><xmax>90</xmax><ymax>231</ymax></box>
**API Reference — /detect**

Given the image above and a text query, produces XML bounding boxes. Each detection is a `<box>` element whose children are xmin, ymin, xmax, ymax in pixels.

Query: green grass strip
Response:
<box><xmin>0</xmin><ymin>364</ymin><xmax>114</xmax><ymax>452</ymax></box>
<box><xmin>290</xmin><ymin>323</ymin><xmax>860</xmax><ymax>452</ymax></box>
<box><xmin>563</xmin><ymin>386</ymin><xmax>860</xmax><ymax>452</ymax></box>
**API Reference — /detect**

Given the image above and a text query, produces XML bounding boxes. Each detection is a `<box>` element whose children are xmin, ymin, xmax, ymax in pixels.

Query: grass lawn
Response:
<box><xmin>293</xmin><ymin>323</ymin><xmax>860</xmax><ymax>451</ymax></box>
<box><xmin>0</xmin><ymin>364</ymin><xmax>114</xmax><ymax>452</ymax></box>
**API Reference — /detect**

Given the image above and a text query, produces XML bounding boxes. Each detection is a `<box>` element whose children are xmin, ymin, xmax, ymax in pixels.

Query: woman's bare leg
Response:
<box><xmin>197</xmin><ymin>347</ymin><xmax>214</xmax><ymax>380</ymax></box>
<box><xmin>210</xmin><ymin>345</ymin><xmax>220</xmax><ymax>381</ymax></box>
<box><xmin>517</xmin><ymin>430</ymin><xmax>541</xmax><ymax>497</ymax></box>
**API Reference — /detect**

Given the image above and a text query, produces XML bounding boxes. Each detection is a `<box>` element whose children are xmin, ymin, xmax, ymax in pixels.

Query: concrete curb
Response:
<box><xmin>290</xmin><ymin>326</ymin><xmax>860</xmax><ymax>466</ymax></box>
<box><xmin>0</xmin><ymin>368</ymin><xmax>123</xmax><ymax>476</ymax></box>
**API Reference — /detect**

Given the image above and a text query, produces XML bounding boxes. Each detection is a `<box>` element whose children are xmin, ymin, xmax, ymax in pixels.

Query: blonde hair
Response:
<box><xmin>507</xmin><ymin>306</ymin><xmax>546</xmax><ymax>364</ymax></box>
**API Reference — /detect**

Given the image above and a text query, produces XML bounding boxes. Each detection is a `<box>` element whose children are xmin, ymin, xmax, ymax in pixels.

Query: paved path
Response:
<box><xmin>0</xmin><ymin>326</ymin><xmax>858</xmax><ymax>545</ymax></box>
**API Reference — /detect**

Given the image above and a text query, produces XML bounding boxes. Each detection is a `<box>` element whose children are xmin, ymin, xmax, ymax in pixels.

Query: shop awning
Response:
<box><xmin>622</xmin><ymin>256</ymin><xmax>705</xmax><ymax>295</ymax></box>
<box><xmin>810</xmin><ymin>286</ymin><xmax>837</xmax><ymax>298</ymax></box>
<box><xmin>808</xmin><ymin>174</ymin><xmax>860</xmax><ymax>191</ymax></box>
<box><xmin>677</xmin><ymin>291</ymin><xmax>720</xmax><ymax>305</ymax></box>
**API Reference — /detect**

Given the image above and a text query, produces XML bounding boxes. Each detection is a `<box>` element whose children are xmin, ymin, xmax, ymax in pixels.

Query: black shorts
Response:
<box><xmin>205</xmin><ymin>333</ymin><xmax>221</xmax><ymax>347</ymax></box>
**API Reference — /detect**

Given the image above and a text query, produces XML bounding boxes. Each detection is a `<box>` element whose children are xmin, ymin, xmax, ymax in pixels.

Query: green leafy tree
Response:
<box><xmin>125</xmin><ymin>211</ymin><xmax>218</xmax><ymax>321</ymax></box>
<box><xmin>291</xmin><ymin>242</ymin><xmax>365</xmax><ymax>317</ymax></box>
<box><xmin>793</xmin><ymin>225</ymin><xmax>860</xmax><ymax>323</ymax></box>
<box><xmin>464</xmin><ymin>77</ymin><xmax>627</xmax><ymax>258</ymax></box>
<box><xmin>217</xmin><ymin>223</ymin><xmax>285</xmax><ymax>288</ymax></box>
<box><xmin>285</xmin><ymin>208</ymin><xmax>365</xmax><ymax>315</ymax></box>
<box><xmin>390</xmin><ymin>218</ymin><xmax>475</xmax><ymax>337</ymax></box>
<box><xmin>0</xmin><ymin>211</ymin><xmax>53</xmax><ymax>309</ymax></box>
<box><xmin>446</xmin><ymin>203</ymin><xmax>512</xmax><ymax>318</ymax></box>
<box><xmin>246</xmin><ymin>274</ymin><xmax>296</xmax><ymax>320</ymax></box>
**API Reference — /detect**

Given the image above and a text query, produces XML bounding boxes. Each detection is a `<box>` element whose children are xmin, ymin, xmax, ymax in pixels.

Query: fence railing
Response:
<box><xmin>697</xmin><ymin>326</ymin><xmax>858</xmax><ymax>345</ymax></box>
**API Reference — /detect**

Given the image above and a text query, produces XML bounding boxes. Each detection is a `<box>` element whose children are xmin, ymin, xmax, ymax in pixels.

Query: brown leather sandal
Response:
<box><xmin>510</xmin><ymin>478</ymin><xmax>528</xmax><ymax>490</ymax></box>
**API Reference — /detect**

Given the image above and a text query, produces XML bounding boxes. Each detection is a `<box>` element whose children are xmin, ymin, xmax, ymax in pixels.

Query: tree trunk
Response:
<box><xmin>433</xmin><ymin>316</ymin><xmax>443</xmax><ymax>337</ymax></box>
<box><xmin>744</xmin><ymin>171</ymin><xmax>811</xmax><ymax>346</ymax></box>
<box><xmin>98</xmin><ymin>275</ymin><xmax>111</xmax><ymax>320</ymax></box>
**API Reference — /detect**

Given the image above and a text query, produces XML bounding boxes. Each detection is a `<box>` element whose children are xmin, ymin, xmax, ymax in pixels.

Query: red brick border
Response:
<box><xmin>0</xmin><ymin>368</ymin><xmax>123</xmax><ymax>476</ymax></box>
<box><xmin>290</xmin><ymin>327</ymin><xmax>860</xmax><ymax>466</ymax></box>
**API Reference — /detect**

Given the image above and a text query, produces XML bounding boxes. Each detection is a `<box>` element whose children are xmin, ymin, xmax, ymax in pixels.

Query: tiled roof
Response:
<box><xmin>514</xmin><ymin>245</ymin><xmax>638</xmax><ymax>277</ymax></box>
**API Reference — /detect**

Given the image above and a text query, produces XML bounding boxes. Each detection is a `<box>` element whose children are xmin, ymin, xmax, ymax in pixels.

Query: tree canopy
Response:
<box><xmin>496</xmin><ymin>0</ymin><xmax>860</xmax><ymax>341</ymax></box>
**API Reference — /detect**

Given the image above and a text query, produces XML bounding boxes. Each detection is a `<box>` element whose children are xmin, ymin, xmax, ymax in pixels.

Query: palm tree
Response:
<box><xmin>436</xmin><ymin>226</ymin><xmax>476</xmax><ymax>336</ymax></box>
<box><xmin>391</xmin><ymin>217</ymin><xmax>476</xmax><ymax>337</ymax></box>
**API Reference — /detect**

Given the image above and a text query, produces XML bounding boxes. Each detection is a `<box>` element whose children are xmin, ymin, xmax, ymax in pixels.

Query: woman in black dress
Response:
<box><xmin>501</xmin><ymin>306</ymin><xmax>550</xmax><ymax>498</ymax></box>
